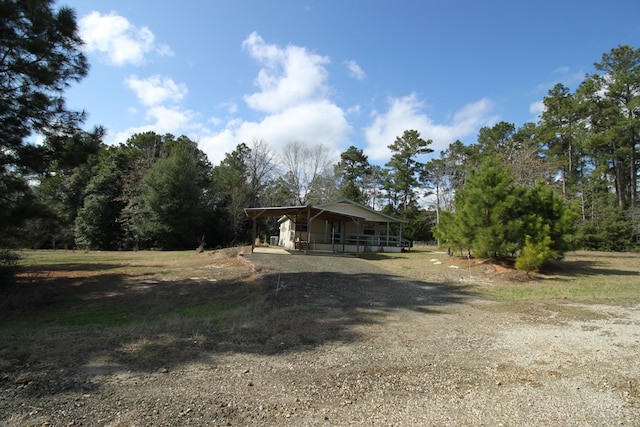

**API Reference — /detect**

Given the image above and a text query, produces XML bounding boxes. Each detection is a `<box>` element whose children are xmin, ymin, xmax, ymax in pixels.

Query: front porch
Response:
<box><xmin>287</xmin><ymin>229</ymin><xmax>411</xmax><ymax>253</ymax></box>
<box><xmin>245</xmin><ymin>199</ymin><xmax>410</xmax><ymax>255</ymax></box>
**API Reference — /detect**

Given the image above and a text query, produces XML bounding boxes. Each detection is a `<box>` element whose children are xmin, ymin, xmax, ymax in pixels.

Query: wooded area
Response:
<box><xmin>1</xmin><ymin>1</ymin><xmax>639</xmax><ymax>277</ymax></box>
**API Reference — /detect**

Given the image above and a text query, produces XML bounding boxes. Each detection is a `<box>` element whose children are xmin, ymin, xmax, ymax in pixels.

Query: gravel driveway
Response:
<box><xmin>236</xmin><ymin>250</ymin><xmax>640</xmax><ymax>426</ymax></box>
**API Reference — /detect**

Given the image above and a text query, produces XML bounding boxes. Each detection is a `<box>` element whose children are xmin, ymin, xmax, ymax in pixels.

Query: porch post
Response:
<box><xmin>251</xmin><ymin>217</ymin><xmax>257</xmax><ymax>253</ymax></box>
<box><xmin>386</xmin><ymin>222</ymin><xmax>390</xmax><ymax>246</ymax></box>
<box><xmin>331</xmin><ymin>222</ymin><xmax>335</xmax><ymax>252</ymax></box>
<box><xmin>356</xmin><ymin>218</ymin><xmax>360</xmax><ymax>256</ymax></box>
<box><xmin>306</xmin><ymin>207</ymin><xmax>311</xmax><ymax>254</ymax></box>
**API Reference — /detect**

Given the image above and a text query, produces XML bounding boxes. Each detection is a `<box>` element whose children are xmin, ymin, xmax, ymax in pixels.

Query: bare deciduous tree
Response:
<box><xmin>246</xmin><ymin>138</ymin><xmax>277</xmax><ymax>206</ymax></box>
<box><xmin>281</xmin><ymin>141</ymin><xmax>335</xmax><ymax>205</ymax></box>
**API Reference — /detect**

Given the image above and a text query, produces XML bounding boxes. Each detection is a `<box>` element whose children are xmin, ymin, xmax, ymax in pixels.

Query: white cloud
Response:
<box><xmin>242</xmin><ymin>32</ymin><xmax>330</xmax><ymax>113</ymax></box>
<box><xmin>145</xmin><ymin>106</ymin><xmax>199</xmax><ymax>131</ymax></box>
<box><xmin>192</xmin><ymin>32</ymin><xmax>354</xmax><ymax>165</ymax></box>
<box><xmin>107</xmin><ymin>106</ymin><xmax>200</xmax><ymax>146</ymax></box>
<box><xmin>529</xmin><ymin>100</ymin><xmax>545</xmax><ymax>119</ymax></box>
<box><xmin>110</xmin><ymin>125</ymin><xmax>155</xmax><ymax>146</ymax></box>
<box><xmin>200</xmin><ymin>100</ymin><xmax>351</xmax><ymax>165</ymax></box>
<box><xmin>124</xmin><ymin>75</ymin><xmax>187</xmax><ymax>106</ymax></box>
<box><xmin>345</xmin><ymin>60</ymin><xmax>366</xmax><ymax>80</ymax></box>
<box><xmin>79</xmin><ymin>11</ymin><xmax>173</xmax><ymax>66</ymax></box>
<box><xmin>531</xmin><ymin>66</ymin><xmax>586</xmax><ymax>95</ymax></box>
<box><xmin>364</xmin><ymin>93</ymin><xmax>497</xmax><ymax>162</ymax></box>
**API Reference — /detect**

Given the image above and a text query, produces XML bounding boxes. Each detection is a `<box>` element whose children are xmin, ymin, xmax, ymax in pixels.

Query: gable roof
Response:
<box><xmin>315</xmin><ymin>199</ymin><xmax>406</xmax><ymax>223</ymax></box>
<box><xmin>244</xmin><ymin>199</ymin><xmax>405</xmax><ymax>224</ymax></box>
<box><xmin>244</xmin><ymin>205</ymin><xmax>362</xmax><ymax>222</ymax></box>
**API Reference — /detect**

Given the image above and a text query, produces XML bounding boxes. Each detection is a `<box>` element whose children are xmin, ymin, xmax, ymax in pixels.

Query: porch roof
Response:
<box><xmin>243</xmin><ymin>205</ymin><xmax>366</xmax><ymax>223</ymax></box>
<box><xmin>244</xmin><ymin>201</ymin><xmax>406</xmax><ymax>224</ymax></box>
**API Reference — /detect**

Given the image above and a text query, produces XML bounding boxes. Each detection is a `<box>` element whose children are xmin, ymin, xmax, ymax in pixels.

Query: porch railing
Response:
<box><xmin>295</xmin><ymin>231</ymin><xmax>411</xmax><ymax>249</ymax></box>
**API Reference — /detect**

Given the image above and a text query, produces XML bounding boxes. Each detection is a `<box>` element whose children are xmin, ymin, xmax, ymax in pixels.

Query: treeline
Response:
<box><xmin>1</xmin><ymin>131</ymin><xmax>435</xmax><ymax>250</ymax></box>
<box><xmin>6</xmin><ymin>44</ymin><xmax>640</xmax><ymax>253</ymax></box>
<box><xmin>429</xmin><ymin>45</ymin><xmax>640</xmax><ymax>253</ymax></box>
<box><xmin>0</xmin><ymin>0</ymin><xmax>638</xmax><ymax>256</ymax></box>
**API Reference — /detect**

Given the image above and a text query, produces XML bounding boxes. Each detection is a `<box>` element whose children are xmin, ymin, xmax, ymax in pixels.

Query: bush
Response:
<box><xmin>515</xmin><ymin>234</ymin><xmax>556</xmax><ymax>273</ymax></box>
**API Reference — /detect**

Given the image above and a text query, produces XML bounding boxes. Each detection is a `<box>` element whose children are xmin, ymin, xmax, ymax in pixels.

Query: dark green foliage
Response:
<box><xmin>401</xmin><ymin>205</ymin><xmax>436</xmax><ymax>242</ymax></box>
<box><xmin>130</xmin><ymin>138</ymin><xmax>211</xmax><ymax>249</ymax></box>
<box><xmin>0</xmin><ymin>0</ymin><xmax>88</xmax><ymax>148</ymax></box>
<box><xmin>436</xmin><ymin>158</ymin><xmax>574</xmax><ymax>270</ymax></box>
<box><xmin>0</xmin><ymin>0</ymin><xmax>89</xmax><ymax>241</ymax></box>
<box><xmin>29</xmin><ymin>127</ymin><xmax>105</xmax><ymax>248</ymax></box>
<box><xmin>74</xmin><ymin>149</ymin><xmax>127</xmax><ymax>250</ymax></box>
<box><xmin>576</xmin><ymin>203</ymin><xmax>633</xmax><ymax>251</ymax></box>
<box><xmin>385</xmin><ymin>130</ymin><xmax>433</xmax><ymax>212</ymax></box>
<box><xmin>211</xmin><ymin>143</ymin><xmax>253</xmax><ymax>245</ymax></box>
<box><xmin>447</xmin><ymin>157</ymin><xmax>521</xmax><ymax>258</ymax></box>
<box><xmin>335</xmin><ymin>146</ymin><xmax>371</xmax><ymax>204</ymax></box>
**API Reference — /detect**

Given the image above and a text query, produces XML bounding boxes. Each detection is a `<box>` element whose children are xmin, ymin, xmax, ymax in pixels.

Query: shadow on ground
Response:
<box><xmin>544</xmin><ymin>258</ymin><xmax>640</xmax><ymax>278</ymax></box>
<box><xmin>0</xmin><ymin>251</ymin><xmax>473</xmax><ymax>400</ymax></box>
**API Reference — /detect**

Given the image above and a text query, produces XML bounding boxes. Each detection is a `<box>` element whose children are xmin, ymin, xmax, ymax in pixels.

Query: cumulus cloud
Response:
<box><xmin>345</xmin><ymin>60</ymin><xmax>366</xmax><ymax>80</ymax></box>
<box><xmin>108</xmin><ymin>105</ymin><xmax>200</xmax><ymax>146</ymax></box>
<box><xmin>364</xmin><ymin>93</ymin><xmax>496</xmax><ymax>162</ymax></box>
<box><xmin>124</xmin><ymin>75</ymin><xmax>187</xmax><ymax>106</ymax></box>
<box><xmin>103</xmin><ymin>30</ymin><xmax>495</xmax><ymax>169</ymax></box>
<box><xmin>192</xmin><ymin>32</ymin><xmax>353</xmax><ymax>165</ymax></box>
<box><xmin>200</xmin><ymin>100</ymin><xmax>351</xmax><ymax>165</ymax></box>
<box><xmin>145</xmin><ymin>106</ymin><xmax>199</xmax><ymax>131</ymax></box>
<box><xmin>242</xmin><ymin>32</ymin><xmax>330</xmax><ymax>113</ymax></box>
<box><xmin>529</xmin><ymin>100</ymin><xmax>545</xmax><ymax>119</ymax></box>
<box><xmin>79</xmin><ymin>11</ymin><xmax>173</xmax><ymax>66</ymax></box>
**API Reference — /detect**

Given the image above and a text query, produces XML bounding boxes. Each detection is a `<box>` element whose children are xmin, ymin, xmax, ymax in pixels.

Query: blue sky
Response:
<box><xmin>59</xmin><ymin>0</ymin><xmax>640</xmax><ymax>165</ymax></box>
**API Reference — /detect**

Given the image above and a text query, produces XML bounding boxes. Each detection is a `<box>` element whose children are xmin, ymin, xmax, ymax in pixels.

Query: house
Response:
<box><xmin>244</xmin><ymin>199</ymin><xmax>410</xmax><ymax>254</ymax></box>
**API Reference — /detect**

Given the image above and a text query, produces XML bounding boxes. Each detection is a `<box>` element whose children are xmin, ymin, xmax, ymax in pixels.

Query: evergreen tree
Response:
<box><xmin>130</xmin><ymin>137</ymin><xmax>210</xmax><ymax>249</ymax></box>
<box><xmin>539</xmin><ymin>83</ymin><xmax>586</xmax><ymax>198</ymax></box>
<box><xmin>1</xmin><ymin>0</ymin><xmax>89</xmax><ymax>241</ymax></box>
<box><xmin>385</xmin><ymin>130</ymin><xmax>433</xmax><ymax>213</ymax></box>
<box><xmin>437</xmin><ymin>158</ymin><xmax>573</xmax><ymax>267</ymax></box>
<box><xmin>211</xmin><ymin>143</ymin><xmax>252</xmax><ymax>245</ymax></box>
<box><xmin>74</xmin><ymin>147</ymin><xmax>128</xmax><ymax>250</ymax></box>
<box><xmin>30</xmin><ymin>127</ymin><xmax>105</xmax><ymax>248</ymax></box>
<box><xmin>592</xmin><ymin>45</ymin><xmax>640</xmax><ymax>209</ymax></box>
<box><xmin>450</xmin><ymin>157</ymin><xmax>520</xmax><ymax>258</ymax></box>
<box><xmin>335</xmin><ymin>146</ymin><xmax>371</xmax><ymax>204</ymax></box>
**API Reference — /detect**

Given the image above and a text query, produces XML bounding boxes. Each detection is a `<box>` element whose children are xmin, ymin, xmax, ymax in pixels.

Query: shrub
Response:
<box><xmin>515</xmin><ymin>233</ymin><xmax>556</xmax><ymax>273</ymax></box>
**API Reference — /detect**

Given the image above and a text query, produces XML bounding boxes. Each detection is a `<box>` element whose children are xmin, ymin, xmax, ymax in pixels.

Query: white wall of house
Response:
<box><xmin>277</xmin><ymin>217</ymin><xmax>405</xmax><ymax>252</ymax></box>
<box><xmin>266</xmin><ymin>200</ymin><xmax>407</xmax><ymax>253</ymax></box>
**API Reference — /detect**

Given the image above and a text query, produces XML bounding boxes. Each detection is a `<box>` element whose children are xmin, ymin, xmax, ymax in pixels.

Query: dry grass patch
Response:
<box><xmin>0</xmin><ymin>247</ymin><xmax>263</xmax><ymax>372</ymax></box>
<box><xmin>361</xmin><ymin>248</ymin><xmax>640</xmax><ymax>306</ymax></box>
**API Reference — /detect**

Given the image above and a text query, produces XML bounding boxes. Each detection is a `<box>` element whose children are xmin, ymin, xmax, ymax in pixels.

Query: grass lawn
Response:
<box><xmin>361</xmin><ymin>248</ymin><xmax>640</xmax><ymax>306</ymax></box>
<box><xmin>2</xmin><ymin>248</ymin><xmax>258</xmax><ymax>328</ymax></box>
<box><xmin>0</xmin><ymin>247</ymin><xmax>638</xmax><ymax>372</ymax></box>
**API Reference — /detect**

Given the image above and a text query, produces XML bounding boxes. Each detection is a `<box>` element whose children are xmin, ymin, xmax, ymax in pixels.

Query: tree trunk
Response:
<box><xmin>612</xmin><ymin>140</ymin><xmax>625</xmax><ymax>209</ymax></box>
<box><xmin>630</xmin><ymin>126</ymin><xmax>637</xmax><ymax>208</ymax></box>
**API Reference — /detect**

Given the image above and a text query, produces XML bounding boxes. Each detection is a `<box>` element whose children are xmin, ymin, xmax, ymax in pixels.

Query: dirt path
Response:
<box><xmin>2</xmin><ymin>251</ymin><xmax>639</xmax><ymax>426</ymax></box>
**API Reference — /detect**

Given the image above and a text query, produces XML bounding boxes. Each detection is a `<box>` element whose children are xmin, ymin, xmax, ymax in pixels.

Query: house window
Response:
<box><xmin>295</xmin><ymin>221</ymin><xmax>308</xmax><ymax>232</ymax></box>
